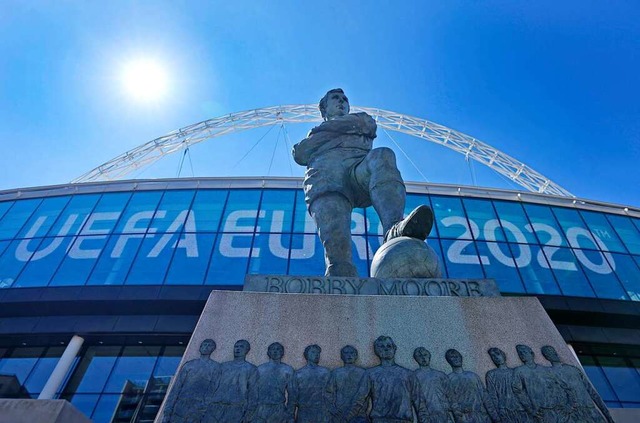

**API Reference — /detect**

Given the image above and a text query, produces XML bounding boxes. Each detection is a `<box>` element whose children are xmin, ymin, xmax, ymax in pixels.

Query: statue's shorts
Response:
<box><xmin>303</xmin><ymin>148</ymin><xmax>403</xmax><ymax>209</ymax></box>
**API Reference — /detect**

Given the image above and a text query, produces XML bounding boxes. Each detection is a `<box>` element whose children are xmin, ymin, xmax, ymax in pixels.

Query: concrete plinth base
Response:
<box><xmin>158</xmin><ymin>290</ymin><xmax>615</xmax><ymax>422</ymax></box>
<box><xmin>0</xmin><ymin>399</ymin><xmax>91</xmax><ymax>423</ymax></box>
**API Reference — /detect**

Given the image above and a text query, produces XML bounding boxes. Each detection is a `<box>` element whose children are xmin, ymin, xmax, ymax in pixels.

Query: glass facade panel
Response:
<box><xmin>114</xmin><ymin>191</ymin><xmax>163</xmax><ymax>234</ymax></box>
<box><xmin>516</xmin><ymin>244</ymin><xmax>561</xmax><ymax>295</ymax></box>
<box><xmin>463</xmin><ymin>198</ymin><xmax>505</xmax><ymax>242</ymax></box>
<box><xmin>67</xmin><ymin>394</ymin><xmax>99</xmax><ymax>418</ymax></box>
<box><xmin>65</xmin><ymin>346</ymin><xmax>120</xmax><ymax>394</ymax></box>
<box><xmin>0</xmin><ymin>347</ymin><xmax>43</xmax><ymax>388</ymax></box>
<box><xmin>431</xmin><ymin>196</ymin><xmax>471</xmax><ymax>239</ymax></box>
<box><xmin>0</xmin><ymin>199</ymin><xmax>41</xmax><ymax>240</ymax></box>
<box><xmin>48</xmin><ymin>194</ymin><xmax>100</xmax><ymax>238</ymax></box>
<box><xmin>248</xmin><ymin>233</ymin><xmax>290</xmax><ymax>275</ymax></box>
<box><xmin>579</xmin><ymin>355</ymin><xmax>618</xmax><ymax>402</ymax></box>
<box><xmin>125</xmin><ymin>234</ymin><xmax>174</xmax><ymax>285</ymax></box>
<box><xmin>545</xmin><ymin>247</ymin><xmax>595</xmax><ymax>297</ymax></box>
<box><xmin>553</xmin><ymin>207</ymin><xmax>602</xmax><ymax>251</ymax></box>
<box><xmin>103</xmin><ymin>346</ymin><xmax>161</xmax><ymax>393</ymax></box>
<box><xmin>148</xmin><ymin>190</ymin><xmax>195</xmax><ymax>234</ymax></box>
<box><xmin>288</xmin><ymin>234</ymin><xmax>325</xmax><ymax>276</ymax></box>
<box><xmin>165</xmin><ymin>233</ymin><xmax>216</xmax><ymax>285</ymax></box>
<box><xmin>91</xmin><ymin>394</ymin><xmax>121</xmax><ymax>423</ymax></box>
<box><xmin>581</xmin><ymin>210</ymin><xmax>627</xmax><ymax>253</ymax></box>
<box><xmin>220</xmin><ymin>190</ymin><xmax>262</xmax><ymax>234</ymax></box>
<box><xmin>153</xmin><ymin>346</ymin><xmax>185</xmax><ymax>377</ymax></box>
<box><xmin>439</xmin><ymin>238</ymin><xmax>484</xmax><ymax>278</ymax></box>
<box><xmin>22</xmin><ymin>347</ymin><xmax>64</xmax><ymax>395</ymax></box>
<box><xmin>610</xmin><ymin>253</ymin><xmax>640</xmax><ymax>301</ymax></box>
<box><xmin>0</xmin><ymin>201</ymin><xmax>13</xmax><ymax>221</ymax></box>
<box><xmin>491</xmin><ymin>201</ymin><xmax>538</xmax><ymax>244</ymax></box>
<box><xmin>575</xmin><ymin>249</ymin><xmax>627</xmax><ymax>300</ymax></box>
<box><xmin>522</xmin><ymin>204</ymin><xmax>569</xmax><ymax>247</ymax></box>
<box><xmin>607</xmin><ymin>214</ymin><xmax>640</xmax><ymax>255</ymax></box>
<box><xmin>85</xmin><ymin>192</ymin><xmax>132</xmax><ymax>236</ymax></box>
<box><xmin>86</xmin><ymin>234</ymin><xmax>144</xmax><ymax>286</ymax></box>
<box><xmin>475</xmin><ymin>241</ymin><xmax>524</xmax><ymax>293</ymax></box>
<box><xmin>191</xmin><ymin>190</ymin><xmax>228</xmax><ymax>232</ymax></box>
<box><xmin>0</xmin><ymin>240</ymin><xmax>33</xmax><ymax>288</ymax></box>
<box><xmin>206</xmin><ymin>234</ymin><xmax>251</xmax><ymax>285</ymax></box>
<box><xmin>598</xmin><ymin>356</ymin><xmax>640</xmax><ymax>402</ymax></box>
<box><xmin>14</xmin><ymin>237</ymin><xmax>73</xmax><ymax>287</ymax></box>
<box><xmin>49</xmin><ymin>235</ymin><xmax>110</xmax><ymax>286</ymax></box>
<box><xmin>17</xmin><ymin>196</ymin><xmax>70</xmax><ymax>239</ymax></box>
<box><xmin>293</xmin><ymin>191</ymin><xmax>315</xmax><ymax>234</ymax></box>
<box><xmin>257</xmin><ymin>190</ymin><xmax>295</xmax><ymax>233</ymax></box>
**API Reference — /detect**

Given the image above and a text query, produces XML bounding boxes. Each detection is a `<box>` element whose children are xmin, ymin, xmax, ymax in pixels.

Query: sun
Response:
<box><xmin>121</xmin><ymin>59</ymin><xmax>169</xmax><ymax>102</ymax></box>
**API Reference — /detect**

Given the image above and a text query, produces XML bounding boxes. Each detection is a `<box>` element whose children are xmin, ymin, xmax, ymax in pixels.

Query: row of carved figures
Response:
<box><xmin>161</xmin><ymin>337</ymin><xmax>614</xmax><ymax>423</ymax></box>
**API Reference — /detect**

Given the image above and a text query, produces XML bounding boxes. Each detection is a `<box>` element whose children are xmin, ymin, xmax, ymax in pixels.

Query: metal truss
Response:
<box><xmin>72</xmin><ymin>105</ymin><xmax>573</xmax><ymax>197</ymax></box>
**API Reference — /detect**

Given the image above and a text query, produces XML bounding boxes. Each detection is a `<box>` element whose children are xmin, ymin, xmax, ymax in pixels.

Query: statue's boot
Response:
<box><xmin>383</xmin><ymin>205</ymin><xmax>434</xmax><ymax>243</ymax></box>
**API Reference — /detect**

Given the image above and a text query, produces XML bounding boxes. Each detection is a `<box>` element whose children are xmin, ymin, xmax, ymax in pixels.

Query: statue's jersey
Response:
<box><xmin>349</xmin><ymin>364</ymin><xmax>415</xmax><ymax>422</ymax></box>
<box><xmin>293</xmin><ymin>112</ymin><xmax>378</xmax><ymax>207</ymax></box>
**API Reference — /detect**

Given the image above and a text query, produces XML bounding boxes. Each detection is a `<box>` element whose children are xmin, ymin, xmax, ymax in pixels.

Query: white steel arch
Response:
<box><xmin>72</xmin><ymin>105</ymin><xmax>573</xmax><ymax>197</ymax></box>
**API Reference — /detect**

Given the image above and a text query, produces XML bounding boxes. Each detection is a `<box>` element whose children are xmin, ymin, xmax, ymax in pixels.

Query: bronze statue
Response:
<box><xmin>540</xmin><ymin>345</ymin><xmax>614</xmax><ymax>423</ymax></box>
<box><xmin>485</xmin><ymin>347</ymin><xmax>529</xmax><ymax>423</ymax></box>
<box><xmin>206</xmin><ymin>340</ymin><xmax>258</xmax><ymax>423</ymax></box>
<box><xmin>445</xmin><ymin>349</ymin><xmax>497</xmax><ymax>423</ymax></box>
<box><xmin>512</xmin><ymin>344</ymin><xmax>572</xmax><ymax>423</ymax></box>
<box><xmin>291</xmin><ymin>344</ymin><xmax>331</xmax><ymax>422</ymax></box>
<box><xmin>326</xmin><ymin>345</ymin><xmax>368</xmax><ymax>423</ymax></box>
<box><xmin>254</xmin><ymin>342</ymin><xmax>295</xmax><ymax>423</ymax></box>
<box><xmin>293</xmin><ymin>88</ymin><xmax>434</xmax><ymax>276</ymax></box>
<box><xmin>346</xmin><ymin>336</ymin><xmax>415</xmax><ymax>422</ymax></box>
<box><xmin>411</xmin><ymin>347</ymin><xmax>450</xmax><ymax>423</ymax></box>
<box><xmin>162</xmin><ymin>339</ymin><xmax>220</xmax><ymax>423</ymax></box>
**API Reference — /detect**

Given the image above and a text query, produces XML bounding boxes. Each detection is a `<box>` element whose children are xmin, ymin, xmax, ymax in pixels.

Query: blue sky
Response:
<box><xmin>1</xmin><ymin>1</ymin><xmax>639</xmax><ymax>206</ymax></box>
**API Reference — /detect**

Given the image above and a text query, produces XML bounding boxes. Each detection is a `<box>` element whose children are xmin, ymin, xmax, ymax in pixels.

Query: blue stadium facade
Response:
<box><xmin>1</xmin><ymin>177</ymin><xmax>640</xmax><ymax>422</ymax></box>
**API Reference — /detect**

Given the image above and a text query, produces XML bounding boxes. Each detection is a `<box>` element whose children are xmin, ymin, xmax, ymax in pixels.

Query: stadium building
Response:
<box><xmin>1</xmin><ymin>105</ymin><xmax>639</xmax><ymax>422</ymax></box>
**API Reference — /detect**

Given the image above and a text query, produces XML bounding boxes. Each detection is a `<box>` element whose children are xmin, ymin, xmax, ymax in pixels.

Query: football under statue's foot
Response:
<box><xmin>384</xmin><ymin>205</ymin><xmax>434</xmax><ymax>243</ymax></box>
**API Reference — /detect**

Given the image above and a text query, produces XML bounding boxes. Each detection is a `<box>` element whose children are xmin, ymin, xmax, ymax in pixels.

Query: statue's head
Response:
<box><xmin>234</xmin><ymin>339</ymin><xmax>250</xmax><ymax>359</ymax></box>
<box><xmin>199</xmin><ymin>339</ymin><xmax>216</xmax><ymax>356</ymax></box>
<box><xmin>445</xmin><ymin>349</ymin><xmax>463</xmax><ymax>368</ymax></box>
<box><xmin>488</xmin><ymin>347</ymin><xmax>506</xmax><ymax>366</ymax></box>
<box><xmin>413</xmin><ymin>347</ymin><xmax>431</xmax><ymax>367</ymax></box>
<box><xmin>267</xmin><ymin>342</ymin><xmax>285</xmax><ymax>360</ymax></box>
<box><xmin>541</xmin><ymin>345</ymin><xmax>560</xmax><ymax>363</ymax></box>
<box><xmin>319</xmin><ymin>88</ymin><xmax>349</xmax><ymax>121</ymax></box>
<box><xmin>516</xmin><ymin>344</ymin><xmax>534</xmax><ymax>363</ymax></box>
<box><xmin>373</xmin><ymin>336</ymin><xmax>397</xmax><ymax>360</ymax></box>
<box><xmin>340</xmin><ymin>345</ymin><xmax>358</xmax><ymax>365</ymax></box>
<box><xmin>304</xmin><ymin>344</ymin><xmax>321</xmax><ymax>364</ymax></box>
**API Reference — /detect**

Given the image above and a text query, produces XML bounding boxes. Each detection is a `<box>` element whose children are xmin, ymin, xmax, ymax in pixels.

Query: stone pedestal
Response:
<box><xmin>0</xmin><ymin>399</ymin><xmax>91</xmax><ymax>423</ymax></box>
<box><xmin>156</xmin><ymin>289</ymin><xmax>614</xmax><ymax>422</ymax></box>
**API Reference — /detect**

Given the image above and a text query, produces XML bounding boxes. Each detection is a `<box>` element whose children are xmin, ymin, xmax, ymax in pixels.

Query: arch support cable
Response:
<box><xmin>72</xmin><ymin>105</ymin><xmax>572</xmax><ymax>197</ymax></box>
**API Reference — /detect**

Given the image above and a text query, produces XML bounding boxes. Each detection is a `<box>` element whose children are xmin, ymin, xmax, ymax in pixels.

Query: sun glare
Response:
<box><xmin>121</xmin><ymin>59</ymin><xmax>169</xmax><ymax>102</ymax></box>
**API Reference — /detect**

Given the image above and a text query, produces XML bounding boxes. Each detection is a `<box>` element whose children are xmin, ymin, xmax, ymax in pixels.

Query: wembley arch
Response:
<box><xmin>72</xmin><ymin>105</ymin><xmax>573</xmax><ymax>197</ymax></box>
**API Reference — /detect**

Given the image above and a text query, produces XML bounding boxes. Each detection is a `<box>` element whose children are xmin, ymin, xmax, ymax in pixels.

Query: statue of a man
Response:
<box><xmin>411</xmin><ymin>347</ymin><xmax>450</xmax><ymax>423</ymax></box>
<box><xmin>540</xmin><ymin>345</ymin><xmax>614</xmax><ymax>423</ymax></box>
<box><xmin>512</xmin><ymin>344</ymin><xmax>572</xmax><ymax>423</ymax></box>
<box><xmin>207</xmin><ymin>340</ymin><xmax>258</xmax><ymax>423</ymax></box>
<box><xmin>326</xmin><ymin>345</ymin><xmax>367</xmax><ymax>423</ymax></box>
<box><xmin>291</xmin><ymin>344</ymin><xmax>331</xmax><ymax>422</ymax></box>
<box><xmin>254</xmin><ymin>342</ymin><xmax>295</xmax><ymax>423</ymax></box>
<box><xmin>346</xmin><ymin>336</ymin><xmax>416</xmax><ymax>422</ymax></box>
<box><xmin>162</xmin><ymin>339</ymin><xmax>220</xmax><ymax>423</ymax></box>
<box><xmin>485</xmin><ymin>347</ymin><xmax>528</xmax><ymax>423</ymax></box>
<box><xmin>293</xmin><ymin>88</ymin><xmax>434</xmax><ymax>276</ymax></box>
<box><xmin>445</xmin><ymin>349</ymin><xmax>497</xmax><ymax>423</ymax></box>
